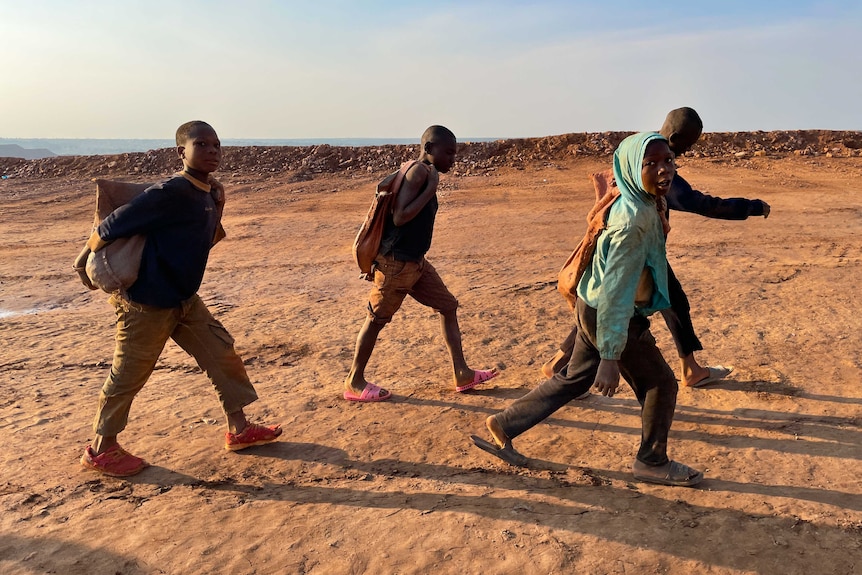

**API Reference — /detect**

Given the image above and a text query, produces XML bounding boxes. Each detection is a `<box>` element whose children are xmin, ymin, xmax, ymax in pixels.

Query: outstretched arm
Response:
<box><xmin>392</xmin><ymin>163</ymin><xmax>436</xmax><ymax>226</ymax></box>
<box><xmin>666</xmin><ymin>174</ymin><xmax>769</xmax><ymax>220</ymax></box>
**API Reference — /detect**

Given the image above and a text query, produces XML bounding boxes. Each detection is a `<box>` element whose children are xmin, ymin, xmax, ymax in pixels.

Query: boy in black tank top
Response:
<box><xmin>343</xmin><ymin>126</ymin><xmax>499</xmax><ymax>402</ymax></box>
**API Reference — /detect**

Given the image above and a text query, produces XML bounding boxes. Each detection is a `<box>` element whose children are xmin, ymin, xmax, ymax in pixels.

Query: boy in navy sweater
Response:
<box><xmin>658</xmin><ymin>107</ymin><xmax>770</xmax><ymax>387</ymax></box>
<box><xmin>81</xmin><ymin>121</ymin><xmax>281</xmax><ymax>477</ymax></box>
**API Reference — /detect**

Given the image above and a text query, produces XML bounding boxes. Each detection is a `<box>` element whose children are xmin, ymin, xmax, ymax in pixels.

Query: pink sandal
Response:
<box><xmin>456</xmin><ymin>369</ymin><xmax>498</xmax><ymax>393</ymax></box>
<box><xmin>343</xmin><ymin>382</ymin><xmax>391</xmax><ymax>402</ymax></box>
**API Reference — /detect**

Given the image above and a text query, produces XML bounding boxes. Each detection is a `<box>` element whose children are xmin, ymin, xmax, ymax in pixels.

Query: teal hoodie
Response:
<box><xmin>576</xmin><ymin>132</ymin><xmax>671</xmax><ymax>359</ymax></box>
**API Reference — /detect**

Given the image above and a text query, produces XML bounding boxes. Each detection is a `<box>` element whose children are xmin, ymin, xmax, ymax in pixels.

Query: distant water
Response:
<box><xmin>0</xmin><ymin>137</ymin><xmax>500</xmax><ymax>157</ymax></box>
<box><xmin>0</xmin><ymin>307</ymin><xmax>43</xmax><ymax>319</ymax></box>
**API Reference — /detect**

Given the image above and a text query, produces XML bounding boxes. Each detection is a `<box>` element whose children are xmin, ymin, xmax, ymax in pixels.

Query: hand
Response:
<box><xmin>73</xmin><ymin>246</ymin><xmax>96</xmax><ymax>290</ymax></box>
<box><xmin>209</xmin><ymin>176</ymin><xmax>225</xmax><ymax>205</ymax></box>
<box><xmin>75</xmin><ymin>266</ymin><xmax>97</xmax><ymax>290</ymax></box>
<box><xmin>593</xmin><ymin>358</ymin><xmax>621</xmax><ymax>397</ymax></box>
<box><xmin>761</xmin><ymin>201</ymin><xmax>770</xmax><ymax>219</ymax></box>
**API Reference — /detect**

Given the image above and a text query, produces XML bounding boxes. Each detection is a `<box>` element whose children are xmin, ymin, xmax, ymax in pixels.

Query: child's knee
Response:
<box><xmin>436</xmin><ymin>298</ymin><xmax>459</xmax><ymax>317</ymax></box>
<box><xmin>654</xmin><ymin>368</ymin><xmax>679</xmax><ymax>399</ymax></box>
<box><xmin>366</xmin><ymin>304</ymin><xmax>393</xmax><ymax>326</ymax></box>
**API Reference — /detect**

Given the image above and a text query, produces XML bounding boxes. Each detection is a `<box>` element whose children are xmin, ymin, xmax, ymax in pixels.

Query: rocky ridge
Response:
<box><xmin>1</xmin><ymin>130</ymin><xmax>860</xmax><ymax>181</ymax></box>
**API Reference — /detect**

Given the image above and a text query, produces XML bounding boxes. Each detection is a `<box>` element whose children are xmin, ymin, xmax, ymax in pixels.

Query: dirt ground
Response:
<box><xmin>0</xmin><ymin>150</ymin><xmax>860</xmax><ymax>574</ymax></box>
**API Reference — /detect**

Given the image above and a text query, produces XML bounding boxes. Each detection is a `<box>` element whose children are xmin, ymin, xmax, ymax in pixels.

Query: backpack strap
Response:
<box><xmin>353</xmin><ymin>160</ymin><xmax>428</xmax><ymax>281</ymax></box>
<box><xmin>557</xmin><ymin>172</ymin><xmax>623</xmax><ymax>310</ymax></box>
<box><xmin>384</xmin><ymin>160</ymin><xmax>425</xmax><ymax>200</ymax></box>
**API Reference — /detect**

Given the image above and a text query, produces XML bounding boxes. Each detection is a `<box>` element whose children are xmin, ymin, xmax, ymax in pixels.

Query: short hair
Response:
<box><xmin>421</xmin><ymin>125</ymin><xmax>456</xmax><ymax>147</ymax></box>
<box><xmin>176</xmin><ymin>121</ymin><xmax>213</xmax><ymax>146</ymax></box>
<box><xmin>662</xmin><ymin>107</ymin><xmax>703</xmax><ymax>135</ymax></box>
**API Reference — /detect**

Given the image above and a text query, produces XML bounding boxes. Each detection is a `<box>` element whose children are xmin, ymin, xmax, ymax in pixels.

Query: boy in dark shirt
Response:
<box><xmin>343</xmin><ymin>125</ymin><xmax>498</xmax><ymax>402</ymax></box>
<box><xmin>543</xmin><ymin>107</ymin><xmax>771</xmax><ymax>388</ymax></box>
<box><xmin>80</xmin><ymin>121</ymin><xmax>281</xmax><ymax>477</ymax></box>
<box><xmin>658</xmin><ymin>107</ymin><xmax>770</xmax><ymax>387</ymax></box>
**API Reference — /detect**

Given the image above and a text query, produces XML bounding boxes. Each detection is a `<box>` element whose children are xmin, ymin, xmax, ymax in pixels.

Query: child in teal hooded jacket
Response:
<box><xmin>473</xmin><ymin>132</ymin><xmax>703</xmax><ymax>487</ymax></box>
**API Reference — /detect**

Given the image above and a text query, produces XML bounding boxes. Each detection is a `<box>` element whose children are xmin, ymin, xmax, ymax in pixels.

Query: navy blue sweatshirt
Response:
<box><xmin>666</xmin><ymin>173</ymin><xmax>766</xmax><ymax>221</ymax></box>
<box><xmin>97</xmin><ymin>174</ymin><xmax>218</xmax><ymax>308</ymax></box>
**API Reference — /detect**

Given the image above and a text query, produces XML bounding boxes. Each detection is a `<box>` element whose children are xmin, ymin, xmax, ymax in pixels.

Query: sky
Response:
<box><xmin>1</xmin><ymin>1</ymin><xmax>860</xmax><ymax>139</ymax></box>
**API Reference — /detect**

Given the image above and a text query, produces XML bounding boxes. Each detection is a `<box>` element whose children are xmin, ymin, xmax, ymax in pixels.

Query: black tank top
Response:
<box><xmin>381</xmin><ymin>194</ymin><xmax>438</xmax><ymax>262</ymax></box>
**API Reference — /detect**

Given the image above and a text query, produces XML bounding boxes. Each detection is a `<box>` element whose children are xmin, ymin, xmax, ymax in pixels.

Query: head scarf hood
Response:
<box><xmin>612</xmin><ymin>131</ymin><xmax>667</xmax><ymax>205</ymax></box>
<box><xmin>576</xmin><ymin>130</ymin><xmax>672</xmax><ymax>359</ymax></box>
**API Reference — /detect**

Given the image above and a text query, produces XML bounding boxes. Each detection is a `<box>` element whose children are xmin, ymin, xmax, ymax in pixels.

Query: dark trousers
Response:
<box><xmin>660</xmin><ymin>263</ymin><xmax>703</xmax><ymax>358</ymax></box>
<box><xmin>496</xmin><ymin>298</ymin><xmax>678</xmax><ymax>465</ymax></box>
<box><xmin>558</xmin><ymin>263</ymin><xmax>703</xmax><ymax>360</ymax></box>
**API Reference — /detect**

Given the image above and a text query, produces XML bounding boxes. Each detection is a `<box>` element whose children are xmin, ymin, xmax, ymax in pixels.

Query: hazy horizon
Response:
<box><xmin>1</xmin><ymin>0</ymin><xmax>860</xmax><ymax>141</ymax></box>
<box><xmin>5</xmin><ymin>122</ymin><xmax>860</xmax><ymax>159</ymax></box>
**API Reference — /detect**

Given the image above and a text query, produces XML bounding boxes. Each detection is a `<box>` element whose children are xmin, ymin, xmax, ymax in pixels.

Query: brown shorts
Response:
<box><xmin>367</xmin><ymin>253</ymin><xmax>458</xmax><ymax>324</ymax></box>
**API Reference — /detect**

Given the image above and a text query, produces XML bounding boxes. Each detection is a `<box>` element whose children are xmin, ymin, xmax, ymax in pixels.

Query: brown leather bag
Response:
<box><xmin>557</xmin><ymin>170</ymin><xmax>620</xmax><ymax>310</ymax></box>
<box><xmin>74</xmin><ymin>178</ymin><xmax>226</xmax><ymax>293</ymax></box>
<box><xmin>352</xmin><ymin>160</ymin><xmax>421</xmax><ymax>281</ymax></box>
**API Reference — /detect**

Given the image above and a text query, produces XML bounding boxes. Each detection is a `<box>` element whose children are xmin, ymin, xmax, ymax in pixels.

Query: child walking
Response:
<box><xmin>80</xmin><ymin>121</ymin><xmax>281</xmax><ymax>477</ymax></box>
<box><xmin>343</xmin><ymin>125</ymin><xmax>497</xmax><ymax>402</ymax></box>
<box><xmin>657</xmin><ymin>107</ymin><xmax>770</xmax><ymax>387</ymax></box>
<box><xmin>473</xmin><ymin>132</ymin><xmax>703</xmax><ymax>487</ymax></box>
<box><xmin>542</xmin><ymin>107</ymin><xmax>771</xmax><ymax>389</ymax></box>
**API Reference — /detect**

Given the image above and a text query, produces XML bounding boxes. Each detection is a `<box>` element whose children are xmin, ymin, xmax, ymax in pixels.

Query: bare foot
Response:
<box><xmin>470</xmin><ymin>415</ymin><xmax>528</xmax><ymax>467</ymax></box>
<box><xmin>485</xmin><ymin>414</ymin><xmax>509</xmax><ymax>448</ymax></box>
<box><xmin>681</xmin><ymin>365</ymin><xmax>711</xmax><ymax>387</ymax></box>
<box><xmin>680</xmin><ymin>353</ymin><xmax>716</xmax><ymax>387</ymax></box>
<box><xmin>683</xmin><ymin>366</ymin><xmax>733</xmax><ymax>388</ymax></box>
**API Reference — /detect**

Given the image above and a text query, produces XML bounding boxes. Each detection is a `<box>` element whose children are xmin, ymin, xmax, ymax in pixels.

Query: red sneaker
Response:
<box><xmin>81</xmin><ymin>444</ymin><xmax>148</xmax><ymax>477</ymax></box>
<box><xmin>224</xmin><ymin>422</ymin><xmax>282</xmax><ymax>451</ymax></box>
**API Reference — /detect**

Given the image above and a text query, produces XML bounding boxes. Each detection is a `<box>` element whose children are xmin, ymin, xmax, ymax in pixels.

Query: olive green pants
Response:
<box><xmin>92</xmin><ymin>293</ymin><xmax>258</xmax><ymax>436</ymax></box>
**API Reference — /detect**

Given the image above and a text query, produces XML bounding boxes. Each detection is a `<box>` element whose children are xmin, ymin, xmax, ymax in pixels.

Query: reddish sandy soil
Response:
<box><xmin>1</xmin><ymin>142</ymin><xmax>860</xmax><ymax>574</ymax></box>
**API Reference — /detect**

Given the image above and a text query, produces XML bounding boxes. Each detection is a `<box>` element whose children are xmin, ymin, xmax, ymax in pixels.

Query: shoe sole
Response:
<box><xmin>632</xmin><ymin>460</ymin><xmax>704</xmax><ymax>487</ymax></box>
<box><xmin>80</xmin><ymin>458</ymin><xmax>148</xmax><ymax>477</ymax></box>
<box><xmin>633</xmin><ymin>470</ymin><xmax>704</xmax><ymax>487</ymax></box>
<box><xmin>224</xmin><ymin>436</ymin><xmax>280</xmax><ymax>451</ymax></box>
<box><xmin>470</xmin><ymin>435</ymin><xmax>528</xmax><ymax>467</ymax></box>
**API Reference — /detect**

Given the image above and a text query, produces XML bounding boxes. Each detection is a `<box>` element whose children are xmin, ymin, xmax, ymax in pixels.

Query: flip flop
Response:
<box><xmin>633</xmin><ymin>460</ymin><xmax>703</xmax><ymax>487</ymax></box>
<box><xmin>470</xmin><ymin>435</ymin><xmax>528</xmax><ymax>467</ymax></box>
<box><xmin>456</xmin><ymin>369</ymin><xmax>498</xmax><ymax>393</ymax></box>
<box><xmin>343</xmin><ymin>382</ymin><xmax>391</xmax><ymax>402</ymax></box>
<box><xmin>686</xmin><ymin>365</ymin><xmax>734</xmax><ymax>388</ymax></box>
